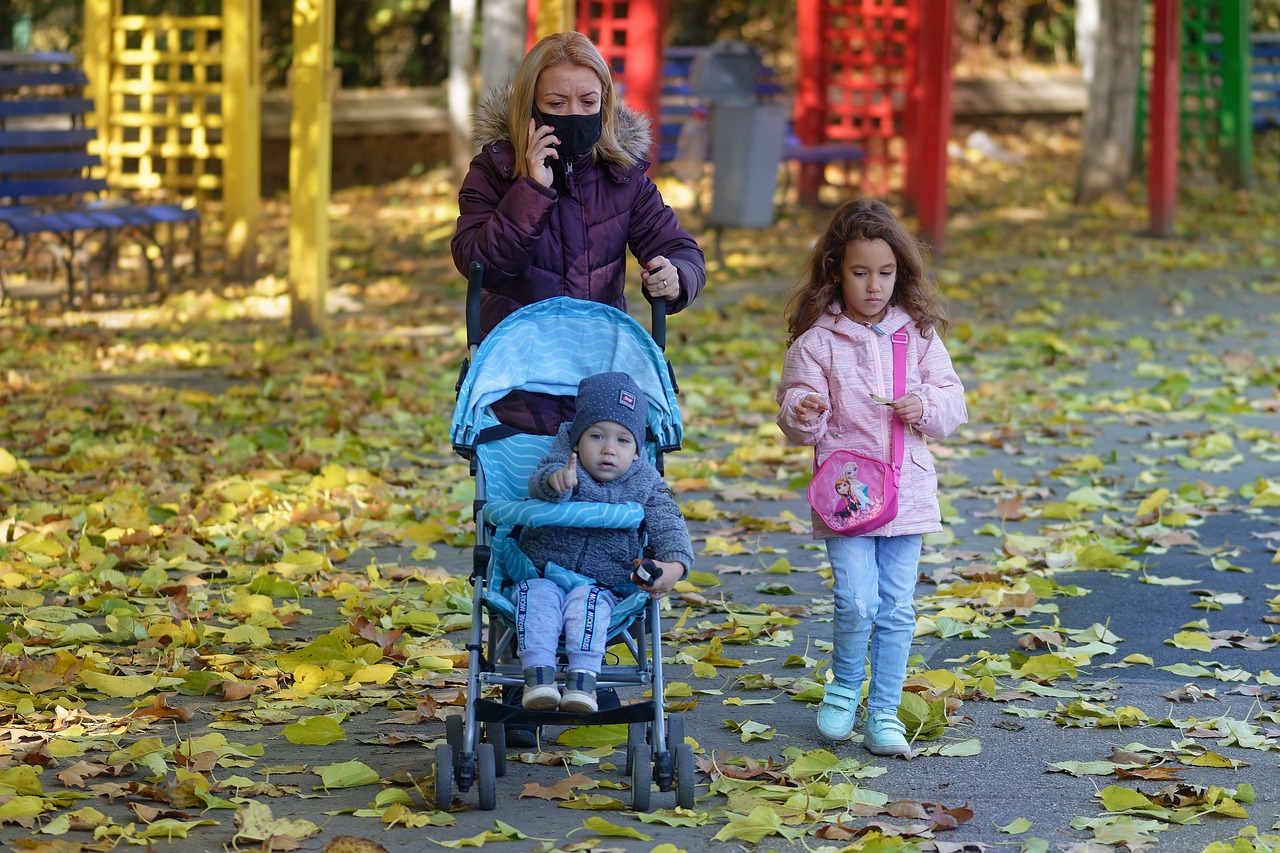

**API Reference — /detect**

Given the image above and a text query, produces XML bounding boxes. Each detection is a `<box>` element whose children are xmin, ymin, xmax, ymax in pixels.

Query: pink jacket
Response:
<box><xmin>776</xmin><ymin>304</ymin><xmax>967</xmax><ymax>539</ymax></box>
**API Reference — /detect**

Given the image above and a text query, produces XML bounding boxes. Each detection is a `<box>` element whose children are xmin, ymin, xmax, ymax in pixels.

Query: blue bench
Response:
<box><xmin>657</xmin><ymin>46</ymin><xmax>863</xmax><ymax>184</ymax></box>
<box><xmin>0</xmin><ymin>50</ymin><xmax>200</xmax><ymax>304</ymax></box>
<box><xmin>1253</xmin><ymin>34</ymin><xmax>1280</xmax><ymax>130</ymax></box>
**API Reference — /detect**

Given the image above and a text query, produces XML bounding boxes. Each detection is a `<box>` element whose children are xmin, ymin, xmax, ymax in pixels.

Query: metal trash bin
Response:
<box><xmin>691</xmin><ymin>41</ymin><xmax>786</xmax><ymax>229</ymax></box>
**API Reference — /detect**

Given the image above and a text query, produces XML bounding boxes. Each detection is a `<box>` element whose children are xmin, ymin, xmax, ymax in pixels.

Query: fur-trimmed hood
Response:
<box><xmin>471</xmin><ymin>85</ymin><xmax>654</xmax><ymax>168</ymax></box>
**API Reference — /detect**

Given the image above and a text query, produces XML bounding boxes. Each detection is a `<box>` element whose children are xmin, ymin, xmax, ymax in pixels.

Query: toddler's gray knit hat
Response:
<box><xmin>570</xmin><ymin>371</ymin><xmax>648</xmax><ymax>449</ymax></box>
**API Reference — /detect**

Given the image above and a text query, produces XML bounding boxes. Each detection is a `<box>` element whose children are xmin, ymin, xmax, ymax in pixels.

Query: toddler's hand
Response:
<box><xmin>892</xmin><ymin>394</ymin><xmax>923</xmax><ymax>426</ymax></box>
<box><xmin>633</xmin><ymin>559</ymin><xmax>683</xmax><ymax>599</ymax></box>
<box><xmin>547</xmin><ymin>453</ymin><xmax>578</xmax><ymax>493</ymax></box>
<box><xmin>792</xmin><ymin>394</ymin><xmax>829</xmax><ymax>425</ymax></box>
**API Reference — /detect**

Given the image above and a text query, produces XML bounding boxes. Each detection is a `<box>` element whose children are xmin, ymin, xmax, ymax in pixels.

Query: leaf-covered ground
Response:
<box><xmin>1</xmin><ymin>126</ymin><xmax>1278</xmax><ymax>853</ymax></box>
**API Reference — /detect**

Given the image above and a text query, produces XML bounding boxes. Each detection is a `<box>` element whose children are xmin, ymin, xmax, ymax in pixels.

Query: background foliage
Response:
<box><xmin>2</xmin><ymin>0</ymin><xmax>1278</xmax><ymax>91</ymax></box>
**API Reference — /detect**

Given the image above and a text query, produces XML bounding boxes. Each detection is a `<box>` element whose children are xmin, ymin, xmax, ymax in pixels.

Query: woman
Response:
<box><xmin>451</xmin><ymin>31</ymin><xmax>706</xmax><ymax>435</ymax></box>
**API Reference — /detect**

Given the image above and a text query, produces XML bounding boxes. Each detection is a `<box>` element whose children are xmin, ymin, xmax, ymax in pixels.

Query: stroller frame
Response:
<box><xmin>434</xmin><ymin>263</ymin><xmax>696</xmax><ymax>813</ymax></box>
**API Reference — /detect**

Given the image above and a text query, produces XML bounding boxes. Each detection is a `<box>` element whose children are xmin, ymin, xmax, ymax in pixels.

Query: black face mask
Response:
<box><xmin>533</xmin><ymin>107</ymin><xmax>603</xmax><ymax>160</ymax></box>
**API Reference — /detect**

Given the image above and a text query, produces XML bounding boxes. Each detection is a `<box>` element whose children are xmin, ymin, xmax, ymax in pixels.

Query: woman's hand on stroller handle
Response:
<box><xmin>641</xmin><ymin>256</ymin><xmax>680</xmax><ymax>302</ymax></box>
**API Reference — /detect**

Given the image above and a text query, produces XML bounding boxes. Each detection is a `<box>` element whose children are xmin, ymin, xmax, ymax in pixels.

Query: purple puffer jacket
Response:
<box><xmin>451</xmin><ymin>87</ymin><xmax>706</xmax><ymax>338</ymax></box>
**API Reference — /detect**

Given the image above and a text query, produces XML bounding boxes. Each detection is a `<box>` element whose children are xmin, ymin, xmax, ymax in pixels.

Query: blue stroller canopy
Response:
<box><xmin>451</xmin><ymin>297</ymin><xmax>682</xmax><ymax>452</ymax></box>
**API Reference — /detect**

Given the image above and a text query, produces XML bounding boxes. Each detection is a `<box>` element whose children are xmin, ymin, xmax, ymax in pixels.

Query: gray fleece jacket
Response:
<box><xmin>519</xmin><ymin>423</ymin><xmax>695</xmax><ymax>589</ymax></box>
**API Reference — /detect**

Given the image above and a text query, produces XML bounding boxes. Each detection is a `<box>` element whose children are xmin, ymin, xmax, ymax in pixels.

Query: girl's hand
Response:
<box><xmin>635</xmin><ymin>559</ymin><xmax>683</xmax><ymax>599</ymax></box>
<box><xmin>892</xmin><ymin>393</ymin><xmax>923</xmax><ymax>425</ymax></box>
<box><xmin>641</xmin><ymin>256</ymin><xmax>680</xmax><ymax>302</ymax></box>
<box><xmin>547</xmin><ymin>453</ymin><xmax>578</xmax><ymax>493</ymax></box>
<box><xmin>792</xmin><ymin>394</ymin><xmax>829</xmax><ymax>425</ymax></box>
<box><xmin>527</xmin><ymin>117</ymin><xmax>558</xmax><ymax>188</ymax></box>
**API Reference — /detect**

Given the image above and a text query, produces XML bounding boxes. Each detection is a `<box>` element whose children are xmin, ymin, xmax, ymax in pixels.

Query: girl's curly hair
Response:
<box><xmin>782</xmin><ymin>198</ymin><xmax>949</xmax><ymax>346</ymax></box>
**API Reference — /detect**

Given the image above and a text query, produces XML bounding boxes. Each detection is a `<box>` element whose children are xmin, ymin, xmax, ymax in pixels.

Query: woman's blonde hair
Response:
<box><xmin>782</xmin><ymin>198</ymin><xmax>949</xmax><ymax>345</ymax></box>
<box><xmin>508</xmin><ymin>32</ymin><xmax>631</xmax><ymax>178</ymax></box>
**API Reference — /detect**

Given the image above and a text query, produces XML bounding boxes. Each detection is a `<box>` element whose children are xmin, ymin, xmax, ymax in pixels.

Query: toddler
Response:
<box><xmin>516</xmin><ymin>371</ymin><xmax>694</xmax><ymax>713</ymax></box>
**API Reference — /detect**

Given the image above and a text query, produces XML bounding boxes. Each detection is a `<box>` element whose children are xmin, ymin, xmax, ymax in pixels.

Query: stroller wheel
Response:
<box><xmin>432</xmin><ymin>744</ymin><xmax>454</xmax><ymax>811</ymax></box>
<box><xmin>625</xmin><ymin>722</ymin><xmax>647</xmax><ymax>774</ymax></box>
<box><xmin>485</xmin><ymin>723</ymin><xmax>507</xmax><ymax>777</ymax></box>
<box><xmin>630</xmin><ymin>742</ymin><xmax>653</xmax><ymax>813</ymax></box>
<box><xmin>666</xmin><ymin>713</ymin><xmax>686</xmax><ymax>753</ymax></box>
<box><xmin>445</xmin><ymin>713</ymin><xmax>464</xmax><ymax>758</ymax></box>
<box><xmin>476</xmin><ymin>742</ymin><xmax>497</xmax><ymax>810</ymax></box>
<box><xmin>674</xmin><ymin>742</ymin><xmax>696</xmax><ymax>809</ymax></box>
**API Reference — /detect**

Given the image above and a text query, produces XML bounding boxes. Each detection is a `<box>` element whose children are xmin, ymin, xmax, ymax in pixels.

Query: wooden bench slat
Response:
<box><xmin>0</xmin><ymin>69</ymin><xmax>89</xmax><ymax>89</ymax></box>
<box><xmin>0</xmin><ymin>97</ymin><xmax>93</xmax><ymax>118</ymax></box>
<box><xmin>0</xmin><ymin>50</ymin><xmax>78</xmax><ymax>67</ymax></box>
<box><xmin>0</xmin><ymin>128</ymin><xmax>97</xmax><ymax>148</ymax></box>
<box><xmin>0</xmin><ymin>150</ymin><xmax>99</xmax><ymax>172</ymax></box>
<box><xmin>0</xmin><ymin>175</ymin><xmax>110</xmax><ymax>199</ymax></box>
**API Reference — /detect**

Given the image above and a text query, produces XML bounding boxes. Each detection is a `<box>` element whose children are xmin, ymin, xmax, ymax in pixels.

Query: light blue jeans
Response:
<box><xmin>825</xmin><ymin>534</ymin><xmax>922</xmax><ymax>711</ymax></box>
<box><xmin>515</xmin><ymin>578</ymin><xmax>617</xmax><ymax>674</ymax></box>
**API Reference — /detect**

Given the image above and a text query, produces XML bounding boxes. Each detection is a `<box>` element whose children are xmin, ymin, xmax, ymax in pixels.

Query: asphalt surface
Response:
<box><xmin>6</xmin><ymin>250</ymin><xmax>1274</xmax><ymax>853</ymax></box>
<box><xmin>388</xmin><ymin>260</ymin><xmax>1279</xmax><ymax>852</ymax></box>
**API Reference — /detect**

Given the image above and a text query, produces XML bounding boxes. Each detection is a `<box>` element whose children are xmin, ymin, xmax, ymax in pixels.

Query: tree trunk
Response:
<box><xmin>448</xmin><ymin>0</ymin><xmax>477</xmax><ymax>185</ymax></box>
<box><xmin>1075</xmin><ymin>0</ymin><xmax>1099</xmax><ymax>84</ymax></box>
<box><xmin>1073</xmin><ymin>0</ymin><xmax>1142</xmax><ymax>205</ymax></box>
<box><xmin>480</xmin><ymin>0</ymin><xmax>525</xmax><ymax>94</ymax></box>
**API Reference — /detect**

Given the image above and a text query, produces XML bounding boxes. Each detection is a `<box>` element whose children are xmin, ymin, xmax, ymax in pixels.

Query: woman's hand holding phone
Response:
<box><xmin>527</xmin><ymin>117</ymin><xmax>558</xmax><ymax>188</ymax></box>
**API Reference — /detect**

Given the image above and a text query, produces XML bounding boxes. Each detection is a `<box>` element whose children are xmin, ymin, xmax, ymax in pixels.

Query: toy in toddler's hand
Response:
<box><xmin>631</xmin><ymin>558</ymin><xmax>684</xmax><ymax>599</ymax></box>
<box><xmin>632</xmin><ymin>559</ymin><xmax>662</xmax><ymax>586</ymax></box>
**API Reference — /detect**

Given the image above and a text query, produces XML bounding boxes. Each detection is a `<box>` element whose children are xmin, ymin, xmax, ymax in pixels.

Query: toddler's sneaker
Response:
<box><xmin>559</xmin><ymin>670</ymin><xmax>598</xmax><ymax>713</ymax></box>
<box><xmin>864</xmin><ymin>708</ymin><xmax>912</xmax><ymax>757</ymax></box>
<box><xmin>521</xmin><ymin>666</ymin><xmax>560</xmax><ymax>710</ymax></box>
<box><xmin>816</xmin><ymin>680</ymin><xmax>862</xmax><ymax>740</ymax></box>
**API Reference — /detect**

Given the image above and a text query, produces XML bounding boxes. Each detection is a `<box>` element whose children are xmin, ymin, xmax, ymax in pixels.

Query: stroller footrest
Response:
<box><xmin>473</xmin><ymin>695</ymin><xmax>654</xmax><ymax>727</ymax></box>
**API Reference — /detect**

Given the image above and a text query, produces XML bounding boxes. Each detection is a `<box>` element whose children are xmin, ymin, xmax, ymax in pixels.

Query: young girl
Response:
<box><xmin>776</xmin><ymin>198</ymin><xmax>967</xmax><ymax>756</ymax></box>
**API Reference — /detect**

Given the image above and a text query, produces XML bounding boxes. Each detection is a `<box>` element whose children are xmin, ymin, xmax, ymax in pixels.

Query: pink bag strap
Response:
<box><xmin>889</xmin><ymin>329</ymin><xmax>908</xmax><ymax>468</ymax></box>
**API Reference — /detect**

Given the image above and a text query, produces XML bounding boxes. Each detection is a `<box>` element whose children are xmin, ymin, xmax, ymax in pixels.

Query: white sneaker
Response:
<box><xmin>521</xmin><ymin>666</ymin><xmax>560</xmax><ymax>710</ymax></box>
<box><xmin>559</xmin><ymin>670</ymin><xmax>598</xmax><ymax>713</ymax></box>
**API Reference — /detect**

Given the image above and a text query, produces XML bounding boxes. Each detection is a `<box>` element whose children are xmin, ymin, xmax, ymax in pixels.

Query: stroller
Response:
<box><xmin>434</xmin><ymin>263</ymin><xmax>696</xmax><ymax>813</ymax></box>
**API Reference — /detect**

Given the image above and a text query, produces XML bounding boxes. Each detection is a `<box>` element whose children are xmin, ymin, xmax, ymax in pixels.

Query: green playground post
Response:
<box><xmin>1218</xmin><ymin>0</ymin><xmax>1252</xmax><ymax>188</ymax></box>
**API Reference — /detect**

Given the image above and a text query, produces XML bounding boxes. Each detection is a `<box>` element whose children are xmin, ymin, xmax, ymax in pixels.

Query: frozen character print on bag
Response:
<box><xmin>833</xmin><ymin>461</ymin><xmax>871</xmax><ymax>518</ymax></box>
<box><xmin>832</xmin><ymin>460</ymin><xmax>879</xmax><ymax>525</ymax></box>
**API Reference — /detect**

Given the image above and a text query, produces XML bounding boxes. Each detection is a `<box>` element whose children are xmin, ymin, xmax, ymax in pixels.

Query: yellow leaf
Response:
<box><xmin>14</xmin><ymin>532</ymin><xmax>65</xmax><ymax>559</ymax></box>
<box><xmin>349</xmin><ymin>664</ymin><xmax>397</xmax><ymax>685</ymax></box>
<box><xmin>103</xmin><ymin>487</ymin><xmax>153</xmax><ymax>529</ymax></box>
<box><xmin>232</xmin><ymin>800</ymin><xmax>321</xmax><ymax>844</ymax></box>
<box><xmin>0</xmin><ymin>447</ymin><xmax>19</xmax><ymax>475</ymax></box>
<box><xmin>1168</xmin><ymin>632</ymin><xmax>1214</xmax><ymax>651</ymax></box>
<box><xmin>401</xmin><ymin>521</ymin><xmax>445</xmax><ymax>545</ymax></box>
<box><xmin>579</xmin><ymin>816</ymin><xmax>653</xmax><ymax>840</ymax></box>
<box><xmin>316</xmin><ymin>760</ymin><xmax>381</xmax><ymax>789</ymax></box>
<box><xmin>79</xmin><ymin>670</ymin><xmax>178</xmax><ymax>699</ymax></box>
<box><xmin>1135</xmin><ymin>488</ymin><xmax>1169</xmax><ymax>517</ymax></box>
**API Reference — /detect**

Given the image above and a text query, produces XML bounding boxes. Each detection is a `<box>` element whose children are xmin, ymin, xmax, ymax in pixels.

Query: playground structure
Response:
<box><xmin>527</xmin><ymin>0</ymin><xmax>958</xmax><ymax>247</ymax></box>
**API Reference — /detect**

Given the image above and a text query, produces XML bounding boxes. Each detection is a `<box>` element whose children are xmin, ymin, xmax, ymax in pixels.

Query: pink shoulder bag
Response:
<box><xmin>806</xmin><ymin>329</ymin><xmax>908</xmax><ymax>536</ymax></box>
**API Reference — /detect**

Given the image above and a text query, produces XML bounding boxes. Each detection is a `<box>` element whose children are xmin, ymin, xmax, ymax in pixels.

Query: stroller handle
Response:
<box><xmin>464</xmin><ymin>260</ymin><xmax>667</xmax><ymax>352</ymax></box>
<box><xmin>646</xmin><ymin>292</ymin><xmax>667</xmax><ymax>352</ymax></box>
<box><xmin>466</xmin><ymin>260</ymin><xmax>485</xmax><ymax>352</ymax></box>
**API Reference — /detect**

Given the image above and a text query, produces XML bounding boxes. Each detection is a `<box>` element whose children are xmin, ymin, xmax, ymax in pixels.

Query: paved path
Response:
<box><xmin>398</xmin><ymin>252</ymin><xmax>1280</xmax><ymax>851</ymax></box>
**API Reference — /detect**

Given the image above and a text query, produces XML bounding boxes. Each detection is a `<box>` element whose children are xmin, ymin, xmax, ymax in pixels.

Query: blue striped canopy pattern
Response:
<box><xmin>451</xmin><ymin>297</ymin><xmax>682</xmax><ymax>453</ymax></box>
